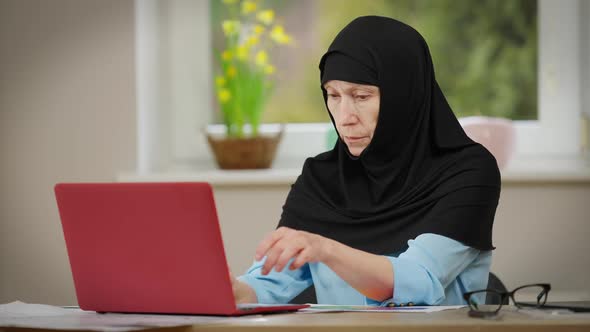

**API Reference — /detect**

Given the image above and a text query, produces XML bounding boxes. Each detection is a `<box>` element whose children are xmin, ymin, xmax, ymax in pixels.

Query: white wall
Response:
<box><xmin>0</xmin><ymin>0</ymin><xmax>589</xmax><ymax>306</ymax></box>
<box><xmin>0</xmin><ymin>0</ymin><xmax>136</xmax><ymax>304</ymax></box>
<box><xmin>491</xmin><ymin>183</ymin><xmax>590</xmax><ymax>299</ymax></box>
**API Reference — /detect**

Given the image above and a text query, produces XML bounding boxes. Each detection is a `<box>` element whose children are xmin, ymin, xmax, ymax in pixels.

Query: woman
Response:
<box><xmin>232</xmin><ymin>16</ymin><xmax>500</xmax><ymax>306</ymax></box>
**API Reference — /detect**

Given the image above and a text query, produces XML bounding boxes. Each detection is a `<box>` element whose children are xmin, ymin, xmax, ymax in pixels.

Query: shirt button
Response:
<box><xmin>408</xmin><ymin>302</ymin><xmax>415</xmax><ymax>306</ymax></box>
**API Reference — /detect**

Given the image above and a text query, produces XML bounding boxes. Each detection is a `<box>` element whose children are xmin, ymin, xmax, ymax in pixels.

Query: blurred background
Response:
<box><xmin>212</xmin><ymin>0</ymin><xmax>538</xmax><ymax>123</ymax></box>
<box><xmin>1</xmin><ymin>0</ymin><xmax>589</xmax><ymax>306</ymax></box>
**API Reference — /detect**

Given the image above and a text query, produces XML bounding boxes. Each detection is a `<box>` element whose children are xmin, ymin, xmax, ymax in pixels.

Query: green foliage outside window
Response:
<box><xmin>211</xmin><ymin>0</ymin><xmax>537</xmax><ymax>123</ymax></box>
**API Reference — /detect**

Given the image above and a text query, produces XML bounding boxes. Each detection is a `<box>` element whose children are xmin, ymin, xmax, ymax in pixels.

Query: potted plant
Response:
<box><xmin>208</xmin><ymin>0</ymin><xmax>293</xmax><ymax>169</ymax></box>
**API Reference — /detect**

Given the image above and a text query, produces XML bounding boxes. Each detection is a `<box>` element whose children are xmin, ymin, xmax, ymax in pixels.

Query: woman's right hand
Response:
<box><xmin>230</xmin><ymin>271</ymin><xmax>257</xmax><ymax>304</ymax></box>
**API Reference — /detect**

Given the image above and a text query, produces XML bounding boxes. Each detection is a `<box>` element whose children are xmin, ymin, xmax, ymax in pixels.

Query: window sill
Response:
<box><xmin>118</xmin><ymin>156</ymin><xmax>590</xmax><ymax>186</ymax></box>
<box><xmin>497</xmin><ymin>156</ymin><xmax>590</xmax><ymax>183</ymax></box>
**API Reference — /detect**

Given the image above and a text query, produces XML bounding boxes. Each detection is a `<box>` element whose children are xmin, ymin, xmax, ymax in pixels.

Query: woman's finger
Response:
<box><xmin>261</xmin><ymin>241</ymin><xmax>286</xmax><ymax>275</ymax></box>
<box><xmin>255</xmin><ymin>227</ymin><xmax>290</xmax><ymax>261</ymax></box>
<box><xmin>291</xmin><ymin>247</ymin><xmax>313</xmax><ymax>270</ymax></box>
<box><xmin>274</xmin><ymin>243</ymin><xmax>304</xmax><ymax>272</ymax></box>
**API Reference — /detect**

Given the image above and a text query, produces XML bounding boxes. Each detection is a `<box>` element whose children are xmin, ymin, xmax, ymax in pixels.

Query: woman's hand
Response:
<box><xmin>253</xmin><ymin>226</ymin><xmax>394</xmax><ymax>301</ymax></box>
<box><xmin>230</xmin><ymin>271</ymin><xmax>257</xmax><ymax>304</ymax></box>
<box><xmin>255</xmin><ymin>226</ymin><xmax>333</xmax><ymax>275</ymax></box>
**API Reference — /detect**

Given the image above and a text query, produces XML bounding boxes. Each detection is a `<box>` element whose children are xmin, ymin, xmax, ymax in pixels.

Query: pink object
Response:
<box><xmin>459</xmin><ymin>116</ymin><xmax>516</xmax><ymax>170</ymax></box>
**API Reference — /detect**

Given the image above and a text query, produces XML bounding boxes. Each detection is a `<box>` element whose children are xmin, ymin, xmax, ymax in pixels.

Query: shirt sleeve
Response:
<box><xmin>366</xmin><ymin>233</ymin><xmax>481</xmax><ymax>306</ymax></box>
<box><xmin>237</xmin><ymin>257</ymin><xmax>313</xmax><ymax>304</ymax></box>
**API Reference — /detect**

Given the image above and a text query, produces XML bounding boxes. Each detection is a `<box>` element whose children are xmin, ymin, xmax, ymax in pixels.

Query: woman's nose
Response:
<box><xmin>339</xmin><ymin>98</ymin><xmax>359</xmax><ymax>125</ymax></box>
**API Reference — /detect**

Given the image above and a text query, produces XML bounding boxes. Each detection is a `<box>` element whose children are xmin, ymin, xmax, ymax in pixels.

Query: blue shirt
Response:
<box><xmin>238</xmin><ymin>233</ymin><xmax>491</xmax><ymax>305</ymax></box>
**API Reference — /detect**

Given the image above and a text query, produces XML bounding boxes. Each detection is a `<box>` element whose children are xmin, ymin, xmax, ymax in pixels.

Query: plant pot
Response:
<box><xmin>206</xmin><ymin>130</ymin><xmax>283</xmax><ymax>169</ymax></box>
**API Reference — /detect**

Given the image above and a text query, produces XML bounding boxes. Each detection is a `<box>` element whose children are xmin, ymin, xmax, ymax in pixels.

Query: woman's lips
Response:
<box><xmin>345</xmin><ymin>136</ymin><xmax>367</xmax><ymax>143</ymax></box>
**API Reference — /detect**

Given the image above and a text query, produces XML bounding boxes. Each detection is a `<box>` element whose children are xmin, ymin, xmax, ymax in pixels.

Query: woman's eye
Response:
<box><xmin>355</xmin><ymin>95</ymin><xmax>369</xmax><ymax>101</ymax></box>
<box><xmin>328</xmin><ymin>94</ymin><xmax>340</xmax><ymax>99</ymax></box>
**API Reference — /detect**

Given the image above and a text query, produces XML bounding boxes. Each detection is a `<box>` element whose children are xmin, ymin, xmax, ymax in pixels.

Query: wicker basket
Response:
<box><xmin>206</xmin><ymin>131</ymin><xmax>283</xmax><ymax>169</ymax></box>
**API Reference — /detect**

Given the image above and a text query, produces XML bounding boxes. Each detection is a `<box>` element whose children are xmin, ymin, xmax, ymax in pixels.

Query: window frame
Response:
<box><xmin>135</xmin><ymin>0</ymin><xmax>585</xmax><ymax>173</ymax></box>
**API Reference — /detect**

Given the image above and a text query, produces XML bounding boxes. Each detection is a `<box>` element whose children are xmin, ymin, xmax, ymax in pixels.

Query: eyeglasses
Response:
<box><xmin>463</xmin><ymin>283</ymin><xmax>551</xmax><ymax>318</ymax></box>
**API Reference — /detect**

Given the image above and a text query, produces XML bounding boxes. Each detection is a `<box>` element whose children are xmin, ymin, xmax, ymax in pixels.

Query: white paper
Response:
<box><xmin>0</xmin><ymin>301</ymin><xmax>230</xmax><ymax>332</ymax></box>
<box><xmin>299</xmin><ymin>304</ymin><xmax>466</xmax><ymax>313</ymax></box>
<box><xmin>518</xmin><ymin>308</ymin><xmax>590</xmax><ymax>319</ymax></box>
<box><xmin>0</xmin><ymin>301</ymin><xmax>75</xmax><ymax>317</ymax></box>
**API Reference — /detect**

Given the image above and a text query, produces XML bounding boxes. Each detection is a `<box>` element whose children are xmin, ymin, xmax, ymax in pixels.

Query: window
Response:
<box><xmin>135</xmin><ymin>0</ymin><xmax>585</xmax><ymax>173</ymax></box>
<box><xmin>211</xmin><ymin>0</ymin><xmax>538</xmax><ymax>123</ymax></box>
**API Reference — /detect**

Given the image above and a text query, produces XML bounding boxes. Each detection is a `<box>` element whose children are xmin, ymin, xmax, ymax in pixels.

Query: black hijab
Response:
<box><xmin>278</xmin><ymin>16</ymin><xmax>501</xmax><ymax>253</ymax></box>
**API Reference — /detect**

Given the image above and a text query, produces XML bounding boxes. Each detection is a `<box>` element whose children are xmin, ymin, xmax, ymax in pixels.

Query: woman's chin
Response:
<box><xmin>347</xmin><ymin>146</ymin><xmax>366</xmax><ymax>157</ymax></box>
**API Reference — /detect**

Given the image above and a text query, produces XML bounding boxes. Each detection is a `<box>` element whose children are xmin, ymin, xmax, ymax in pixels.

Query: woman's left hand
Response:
<box><xmin>255</xmin><ymin>226</ymin><xmax>332</xmax><ymax>275</ymax></box>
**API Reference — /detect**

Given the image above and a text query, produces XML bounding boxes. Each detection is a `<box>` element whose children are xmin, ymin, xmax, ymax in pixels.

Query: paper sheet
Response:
<box><xmin>299</xmin><ymin>304</ymin><xmax>466</xmax><ymax>313</ymax></box>
<box><xmin>0</xmin><ymin>301</ymin><xmax>229</xmax><ymax>331</ymax></box>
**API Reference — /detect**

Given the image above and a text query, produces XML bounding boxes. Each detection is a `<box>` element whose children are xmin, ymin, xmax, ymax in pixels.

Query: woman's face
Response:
<box><xmin>324</xmin><ymin>80</ymin><xmax>380</xmax><ymax>156</ymax></box>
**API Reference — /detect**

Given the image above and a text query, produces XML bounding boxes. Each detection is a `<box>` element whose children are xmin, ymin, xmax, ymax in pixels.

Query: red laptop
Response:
<box><xmin>54</xmin><ymin>182</ymin><xmax>308</xmax><ymax>316</ymax></box>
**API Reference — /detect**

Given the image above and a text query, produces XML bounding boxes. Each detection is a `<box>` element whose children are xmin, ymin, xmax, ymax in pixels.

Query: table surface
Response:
<box><xmin>6</xmin><ymin>306</ymin><xmax>590</xmax><ymax>332</ymax></box>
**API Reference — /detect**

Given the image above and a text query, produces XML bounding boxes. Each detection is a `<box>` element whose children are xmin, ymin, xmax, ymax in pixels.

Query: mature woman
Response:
<box><xmin>232</xmin><ymin>16</ymin><xmax>500</xmax><ymax>306</ymax></box>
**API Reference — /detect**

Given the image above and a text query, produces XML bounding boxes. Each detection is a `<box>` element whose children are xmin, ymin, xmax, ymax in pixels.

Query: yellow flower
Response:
<box><xmin>222</xmin><ymin>0</ymin><xmax>238</xmax><ymax>4</ymax></box>
<box><xmin>218</xmin><ymin>89</ymin><xmax>231</xmax><ymax>104</ymax></box>
<box><xmin>215</xmin><ymin>76</ymin><xmax>226</xmax><ymax>87</ymax></box>
<box><xmin>226</xmin><ymin>66</ymin><xmax>237</xmax><ymax>78</ymax></box>
<box><xmin>236</xmin><ymin>45</ymin><xmax>249</xmax><ymax>60</ymax></box>
<box><xmin>270</xmin><ymin>25</ymin><xmax>292</xmax><ymax>44</ymax></box>
<box><xmin>222</xmin><ymin>20</ymin><xmax>240</xmax><ymax>36</ymax></box>
<box><xmin>264</xmin><ymin>64</ymin><xmax>275</xmax><ymax>75</ymax></box>
<box><xmin>256</xmin><ymin>10</ymin><xmax>275</xmax><ymax>25</ymax></box>
<box><xmin>221</xmin><ymin>50</ymin><xmax>233</xmax><ymax>61</ymax></box>
<box><xmin>245</xmin><ymin>35</ymin><xmax>259</xmax><ymax>48</ymax></box>
<box><xmin>253</xmin><ymin>24</ymin><xmax>265</xmax><ymax>35</ymax></box>
<box><xmin>241</xmin><ymin>0</ymin><xmax>257</xmax><ymax>15</ymax></box>
<box><xmin>255</xmin><ymin>50</ymin><xmax>268</xmax><ymax>67</ymax></box>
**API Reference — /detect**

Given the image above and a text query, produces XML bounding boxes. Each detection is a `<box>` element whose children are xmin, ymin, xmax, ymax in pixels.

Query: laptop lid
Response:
<box><xmin>54</xmin><ymin>182</ymin><xmax>272</xmax><ymax>315</ymax></box>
